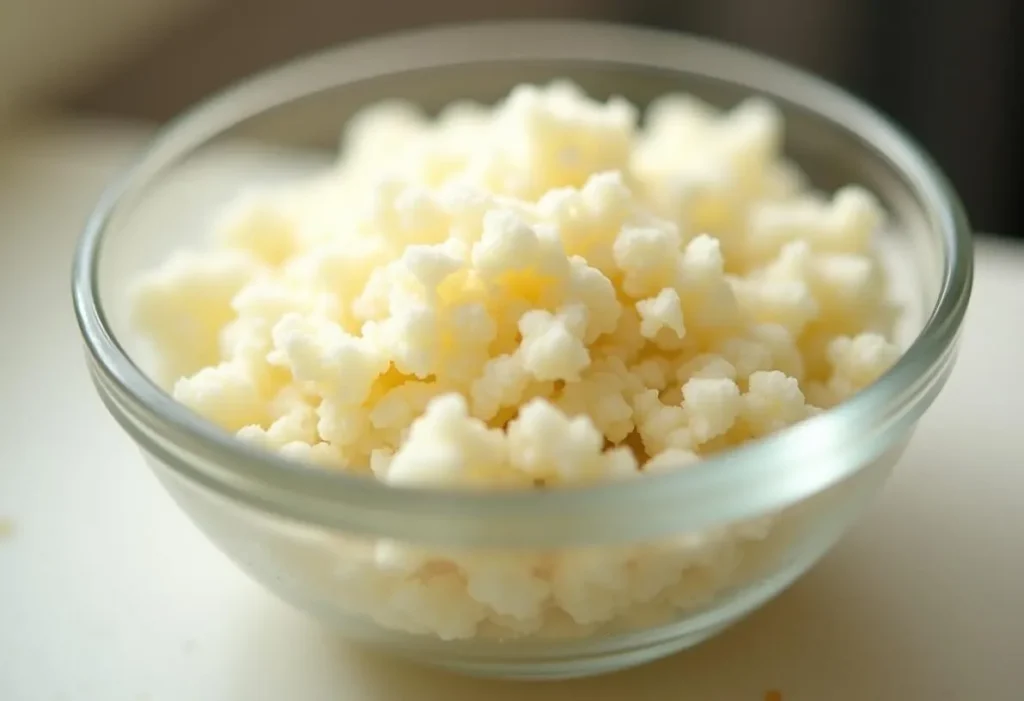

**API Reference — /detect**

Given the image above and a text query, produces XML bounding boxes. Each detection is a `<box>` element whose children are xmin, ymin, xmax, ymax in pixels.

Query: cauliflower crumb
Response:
<box><xmin>742</xmin><ymin>370</ymin><xmax>810</xmax><ymax>435</ymax></box>
<box><xmin>130</xmin><ymin>82</ymin><xmax>901</xmax><ymax>643</ymax></box>
<box><xmin>173</xmin><ymin>360</ymin><xmax>268</xmax><ymax>432</ymax></box>
<box><xmin>517</xmin><ymin>307</ymin><xmax>591</xmax><ymax>382</ymax></box>
<box><xmin>636</xmin><ymin>288</ymin><xmax>686</xmax><ymax>340</ymax></box>
<box><xmin>824</xmin><ymin>332</ymin><xmax>901</xmax><ymax>403</ymax></box>
<box><xmin>683</xmin><ymin>377</ymin><xmax>742</xmax><ymax>445</ymax></box>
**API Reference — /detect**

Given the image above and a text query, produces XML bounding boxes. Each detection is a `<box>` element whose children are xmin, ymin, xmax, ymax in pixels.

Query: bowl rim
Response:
<box><xmin>71</xmin><ymin>20</ymin><xmax>973</xmax><ymax>546</ymax></box>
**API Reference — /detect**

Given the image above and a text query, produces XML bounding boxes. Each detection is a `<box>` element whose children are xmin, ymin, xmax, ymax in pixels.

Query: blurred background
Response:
<box><xmin>1</xmin><ymin>0</ymin><xmax>1019</xmax><ymax>236</ymax></box>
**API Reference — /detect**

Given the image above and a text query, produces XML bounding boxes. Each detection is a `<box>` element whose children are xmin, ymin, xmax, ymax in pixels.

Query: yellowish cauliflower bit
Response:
<box><xmin>633</xmin><ymin>389</ymin><xmax>691</xmax><ymax>456</ymax></box>
<box><xmin>269</xmin><ymin>313</ymin><xmax>387</xmax><ymax>405</ymax></box>
<box><xmin>131</xmin><ymin>250</ymin><xmax>262</xmax><ymax>383</ymax></box>
<box><xmin>556</xmin><ymin>371</ymin><xmax>635</xmax><ymax>444</ymax></box>
<box><xmin>490</xmin><ymin>82</ymin><xmax>638</xmax><ymax>198</ymax></box>
<box><xmin>172</xmin><ymin>359</ymin><xmax>268</xmax><ymax>432</ymax></box>
<box><xmin>469</xmin><ymin>354</ymin><xmax>530</xmax><ymax>422</ymax></box>
<box><xmin>682</xmin><ymin>377</ymin><xmax>742</xmax><ymax>445</ymax></box>
<box><xmin>630</xmin><ymin>356</ymin><xmax>675</xmax><ymax>392</ymax></box>
<box><xmin>741</xmin><ymin>370</ymin><xmax>810</xmax><ymax>436</ymax></box>
<box><xmin>633</xmin><ymin>97</ymin><xmax>783</xmax><ymax>254</ymax></box>
<box><xmin>563</xmin><ymin>256</ymin><xmax>621</xmax><ymax>343</ymax></box>
<box><xmin>549</xmin><ymin>548</ymin><xmax>633</xmax><ymax>625</ymax></box>
<box><xmin>462</xmin><ymin>554</ymin><xmax>551</xmax><ymax>621</ymax></box>
<box><xmin>823</xmin><ymin>332</ymin><xmax>901</xmax><ymax>403</ymax></box>
<box><xmin>506</xmin><ymin>398</ymin><xmax>633</xmax><ymax>484</ymax></box>
<box><xmin>213</xmin><ymin>193</ymin><xmax>300</xmax><ymax>265</ymax></box>
<box><xmin>130</xmin><ymin>82</ymin><xmax>903</xmax><ymax>642</ymax></box>
<box><xmin>517</xmin><ymin>307</ymin><xmax>591</xmax><ymax>382</ymax></box>
<box><xmin>636</xmin><ymin>288</ymin><xmax>686</xmax><ymax>341</ymax></box>
<box><xmin>237</xmin><ymin>402</ymin><xmax>318</xmax><ymax>449</ymax></box>
<box><xmin>744</xmin><ymin>185</ymin><xmax>884</xmax><ymax>266</ymax></box>
<box><xmin>387</xmin><ymin>573</ymin><xmax>487</xmax><ymax>641</ymax></box>
<box><xmin>471</xmin><ymin>209</ymin><xmax>567</xmax><ymax>284</ymax></box>
<box><xmin>385</xmin><ymin>395</ymin><xmax>514</xmax><ymax>488</ymax></box>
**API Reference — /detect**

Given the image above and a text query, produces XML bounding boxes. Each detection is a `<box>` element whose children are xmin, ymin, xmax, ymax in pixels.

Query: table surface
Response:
<box><xmin>1</xmin><ymin>122</ymin><xmax>1021</xmax><ymax>701</ymax></box>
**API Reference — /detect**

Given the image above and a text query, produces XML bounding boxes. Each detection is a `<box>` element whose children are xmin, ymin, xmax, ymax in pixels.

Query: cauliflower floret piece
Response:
<box><xmin>385</xmin><ymin>394</ymin><xmax>513</xmax><ymax>488</ymax></box>
<box><xmin>436</xmin><ymin>303</ymin><xmax>499</xmax><ymax>384</ymax></box>
<box><xmin>517</xmin><ymin>306</ymin><xmax>591</xmax><ymax>382</ymax></box>
<box><xmin>716</xmin><ymin>336</ymin><xmax>775</xmax><ymax>381</ymax></box>
<box><xmin>682</xmin><ymin>377</ymin><xmax>741</xmax><ymax>445</ymax></box>
<box><xmin>556</xmin><ymin>371</ymin><xmax>635</xmax><ymax>444</ymax></box>
<box><xmin>470</xmin><ymin>354</ymin><xmax>530</xmax><ymax>422</ymax></box>
<box><xmin>761</xmin><ymin>160</ymin><xmax>807</xmax><ymax>201</ymax></box>
<box><xmin>316</xmin><ymin>399</ymin><xmax>372</xmax><ymax>451</ymax></box>
<box><xmin>506</xmin><ymin>398</ymin><xmax>622</xmax><ymax>484</ymax></box>
<box><xmin>369</xmin><ymin>301</ymin><xmax>497</xmax><ymax>384</ymax></box>
<box><xmin>825</xmin><ymin>332</ymin><xmax>901</xmax><ymax>402</ymax></box>
<box><xmin>471</xmin><ymin>209</ymin><xmax>569</xmax><ymax>285</ymax></box>
<box><xmin>340</xmin><ymin>99</ymin><xmax>426</xmax><ymax>169</ymax></box>
<box><xmin>580</xmin><ymin>170</ymin><xmax>638</xmax><ymax>228</ymax></box>
<box><xmin>213</xmin><ymin>193</ymin><xmax>299</xmax><ymax>265</ymax></box>
<box><xmin>536</xmin><ymin>172</ymin><xmax>639</xmax><ymax>277</ymax></box>
<box><xmin>269</xmin><ymin>313</ymin><xmax>387</xmax><ymax>404</ymax></box>
<box><xmin>494</xmin><ymin>82</ymin><xmax>638</xmax><ymax>197</ymax></box>
<box><xmin>808</xmin><ymin>251</ymin><xmax>890</xmax><ymax>333</ymax></box>
<box><xmin>731</xmin><ymin>241</ymin><xmax>820</xmax><ymax>335</ymax></box>
<box><xmin>462</xmin><ymin>554</ymin><xmax>551</xmax><ymax>621</ymax></box>
<box><xmin>741</xmin><ymin>370</ymin><xmax>809</xmax><ymax>435</ymax></box>
<box><xmin>562</xmin><ymin>256</ymin><xmax>621</xmax><ymax>343</ymax></box>
<box><xmin>718</xmin><ymin>98</ymin><xmax>783</xmax><ymax>194</ymax></box>
<box><xmin>680</xmin><ymin>233</ymin><xmax>725</xmax><ymax>283</ymax></box>
<box><xmin>632</xmin><ymin>389</ymin><xmax>692</xmax><ymax>456</ymax></box>
<box><xmin>550</xmin><ymin>548</ymin><xmax>632</xmax><ymax>625</ymax></box>
<box><xmin>636</xmin><ymin>288</ymin><xmax>686</xmax><ymax>340</ymax></box>
<box><xmin>745</xmin><ymin>185</ymin><xmax>884</xmax><ymax>265</ymax></box>
<box><xmin>388</xmin><ymin>574</ymin><xmax>487</xmax><ymax>641</ymax></box>
<box><xmin>130</xmin><ymin>250</ymin><xmax>262</xmax><ymax>382</ymax></box>
<box><xmin>641</xmin><ymin>94</ymin><xmax>717</xmax><ymax>147</ymax></box>
<box><xmin>732</xmin><ymin>276</ymin><xmax>819</xmax><ymax>336</ymax></box>
<box><xmin>825</xmin><ymin>186</ymin><xmax>885</xmax><ymax>254</ymax></box>
<box><xmin>287</xmin><ymin>238</ymin><xmax>393</xmax><ymax>323</ymax></box>
<box><xmin>238</xmin><ymin>402</ymin><xmax>318</xmax><ymax>449</ymax></box>
<box><xmin>400</xmin><ymin>240</ymin><xmax>466</xmax><ymax>300</ymax></box>
<box><xmin>173</xmin><ymin>359</ymin><xmax>268</xmax><ymax>432</ymax></box>
<box><xmin>630</xmin><ymin>356</ymin><xmax>675</xmax><ymax>392</ymax></box>
<box><xmin>378</xmin><ymin>182</ymin><xmax>451</xmax><ymax>247</ymax></box>
<box><xmin>613</xmin><ymin>225</ymin><xmax>683</xmax><ymax>299</ymax></box>
<box><xmin>369</xmin><ymin>381</ymin><xmax>437</xmax><ymax>432</ymax></box>
<box><xmin>676</xmin><ymin>234</ymin><xmax>741</xmax><ymax>332</ymax></box>
<box><xmin>594</xmin><ymin>304</ymin><xmax>647</xmax><ymax>364</ymax></box>
<box><xmin>675</xmin><ymin>354</ymin><xmax>738</xmax><ymax>384</ymax></box>
<box><xmin>749</xmin><ymin>323</ymin><xmax>805</xmax><ymax>381</ymax></box>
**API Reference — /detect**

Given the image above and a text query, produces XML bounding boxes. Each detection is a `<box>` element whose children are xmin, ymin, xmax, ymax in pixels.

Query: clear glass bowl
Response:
<box><xmin>72</xmin><ymin>21</ymin><xmax>973</xmax><ymax>680</ymax></box>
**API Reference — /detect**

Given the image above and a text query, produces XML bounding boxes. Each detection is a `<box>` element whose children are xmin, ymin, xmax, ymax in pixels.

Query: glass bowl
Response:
<box><xmin>71</xmin><ymin>21</ymin><xmax>972</xmax><ymax>680</ymax></box>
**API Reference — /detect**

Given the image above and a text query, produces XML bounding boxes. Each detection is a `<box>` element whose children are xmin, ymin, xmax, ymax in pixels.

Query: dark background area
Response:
<box><xmin>66</xmin><ymin>0</ymin><xmax>1021</xmax><ymax>237</ymax></box>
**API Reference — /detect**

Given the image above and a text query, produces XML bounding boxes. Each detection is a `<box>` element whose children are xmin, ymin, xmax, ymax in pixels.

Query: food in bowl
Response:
<box><xmin>129</xmin><ymin>82</ymin><xmax>900</xmax><ymax>641</ymax></box>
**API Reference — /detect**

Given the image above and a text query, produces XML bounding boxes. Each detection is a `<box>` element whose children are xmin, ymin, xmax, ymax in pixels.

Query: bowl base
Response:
<box><xmin>417</xmin><ymin>621</ymin><xmax>732</xmax><ymax>680</ymax></box>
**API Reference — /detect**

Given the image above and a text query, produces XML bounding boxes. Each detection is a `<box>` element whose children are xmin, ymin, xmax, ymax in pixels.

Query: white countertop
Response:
<box><xmin>0</xmin><ymin>122</ymin><xmax>1021</xmax><ymax>701</ymax></box>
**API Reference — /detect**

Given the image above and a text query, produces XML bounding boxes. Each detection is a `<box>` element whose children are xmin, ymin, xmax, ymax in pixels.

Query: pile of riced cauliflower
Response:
<box><xmin>131</xmin><ymin>82</ymin><xmax>900</xmax><ymax>639</ymax></box>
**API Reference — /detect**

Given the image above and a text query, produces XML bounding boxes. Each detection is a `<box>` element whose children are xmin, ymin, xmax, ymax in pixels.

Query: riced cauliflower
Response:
<box><xmin>131</xmin><ymin>82</ymin><xmax>900</xmax><ymax>640</ymax></box>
